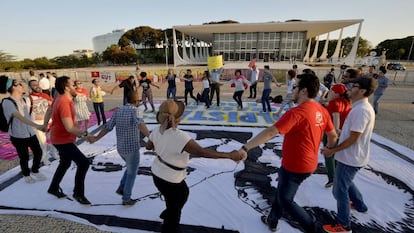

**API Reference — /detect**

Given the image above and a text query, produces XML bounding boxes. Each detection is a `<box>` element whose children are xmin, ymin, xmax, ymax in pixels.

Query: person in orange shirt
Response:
<box><xmin>239</xmin><ymin>73</ymin><xmax>337</xmax><ymax>233</ymax></box>
<box><xmin>43</xmin><ymin>76</ymin><xmax>94</xmax><ymax>205</ymax></box>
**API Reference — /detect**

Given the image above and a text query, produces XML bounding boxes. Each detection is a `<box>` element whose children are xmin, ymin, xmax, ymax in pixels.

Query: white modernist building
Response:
<box><xmin>172</xmin><ymin>19</ymin><xmax>363</xmax><ymax>67</ymax></box>
<box><xmin>92</xmin><ymin>29</ymin><xmax>127</xmax><ymax>54</ymax></box>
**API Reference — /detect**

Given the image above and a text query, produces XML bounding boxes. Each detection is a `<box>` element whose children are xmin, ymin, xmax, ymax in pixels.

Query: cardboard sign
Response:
<box><xmin>208</xmin><ymin>55</ymin><xmax>223</xmax><ymax>70</ymax></box>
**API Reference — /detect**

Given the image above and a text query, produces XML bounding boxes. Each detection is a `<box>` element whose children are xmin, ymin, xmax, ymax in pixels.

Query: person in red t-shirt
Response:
<box><xmin>239</xmin><ymin>73</ymin><xmax>337</xmax><ymax>233</ymax></box>
<box><xmin>43</xmin><ymin>76</ymin><xmax>94</xmax><ymax>205</ymax></box>
<box><xmin>323</xmin><ymin>83</ymin><xmax>351</xmax><ymax>188</ymax></box>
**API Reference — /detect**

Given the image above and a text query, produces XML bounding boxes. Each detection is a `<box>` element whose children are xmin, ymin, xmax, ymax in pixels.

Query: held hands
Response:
<box><xmin>229</xmin><ymin>150</ymin><xmax>246</xmax><ymax>162</ymax></box>
<box><xmin>84</xmin><ymin>135</ymin><xmax>96</xmax><ymax>144</ymax></box>
<box><xmin>146</xmin><ymin>140</ymin><xmax>154</xmax><ymax>150</ymax></box>
<box><xmin>321</xmin><ymin>147</ymin><xmax>334</xmax><ymax>157</ymax></box>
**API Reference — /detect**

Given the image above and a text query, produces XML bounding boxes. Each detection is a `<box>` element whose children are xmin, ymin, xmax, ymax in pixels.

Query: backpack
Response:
<box><xmin>0</xmin><ymin>97</ymin><xmax>27</xmax><ymax>132</ymax></box>
<box><xmin>0</xmin><ymin>97</ymin><xmax>18</xmax><ymax>132</ymax></box>
<box><xmin>324</xmin><ymin>73</ymin><xmax>334</xmax><ymax>86</ymax></box>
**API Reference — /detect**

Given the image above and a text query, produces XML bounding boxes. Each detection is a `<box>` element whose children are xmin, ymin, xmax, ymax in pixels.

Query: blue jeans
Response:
<box><xmin>167</xmin><ymin>87</ymin><xmax>176</xmax><ymax>100</ymax></box>
<box><xmin>267</xmin><ymin>166</ymin><xmax>317</xmax><ymax>232</ymax></box>
<box><xmin>333</xmin><ymin>162</ymin><xmax>367</xmax><ymax>227</ymax></box>
<box><xmin>118</xmin><ymin>150</ymin><xmax>140</xmax><ymax>201</ymax></box>
<box><xmin>261</xmin><ymin>88</ymin><xmax>272</xmax><ymax>112</ymax></box>
<box><xmin>373</xmin><ymin>94</ymin><xmax>382</xmax><ymax>114</ymax></box>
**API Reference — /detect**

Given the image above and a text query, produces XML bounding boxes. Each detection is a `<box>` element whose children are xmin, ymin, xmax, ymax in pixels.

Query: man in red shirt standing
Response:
<box><xmin>43</xmin><ymin>76</ymin><xmax>93</xmax><ymax>205</ymax></box>
<box><xmin>239</xmin><ymin>73</ymin><xmax>338</xmax><ymax>232</ymax></box>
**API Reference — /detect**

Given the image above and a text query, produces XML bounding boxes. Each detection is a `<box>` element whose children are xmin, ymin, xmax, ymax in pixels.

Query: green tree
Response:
<box><xmin>316</xmin><ymin>37</ymin><xmax>372</xmax><ymax>58</ymax></box>
<box><xmin>375</xmin><ymin>36</ymin><xmax>414</xmax><ymax>60</ymax></box>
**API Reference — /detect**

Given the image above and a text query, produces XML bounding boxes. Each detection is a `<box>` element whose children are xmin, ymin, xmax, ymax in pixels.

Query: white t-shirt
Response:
<box><xmin>150</xmin><ymin>127</ymin><xmax>192</xmax><ymax>183</ymax></box>
<box><xmin>287</xmin><ymin>78</ymin><xmax>296</xmax><ymax>94</ymax></box>
<box><xmin>335</xmin><ymin>98</ymin><xmax>375</xmax><ymax>167</ymax></box>
<box><xmin>39</xmin><ymin>77</ymin><xmax>50</xmax><ymax>90</ymax></box>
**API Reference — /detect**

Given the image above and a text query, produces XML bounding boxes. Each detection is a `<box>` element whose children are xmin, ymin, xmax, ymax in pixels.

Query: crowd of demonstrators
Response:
<box><xmin>323</xmin><ymin>83</ymin><xmax>351</xmax><ymax>188</ymax></box>
<box><xmin>146</xmin><ymin>99</ymin><xmax>244</xmax><ymax>233</ymax></box>
<box><xmin>228</xmin><ymin>69</ymin><xmax>250</xmax><ymax>110</ymax></box>
<box><xmin>239</xmin><ymin>73</ymin><xmax>338</xmax><ymax>233</ymax></box>
<box><xmin>111</xmin><ymin>75</ymin><xmax>137</xmax><ymax>105</ymax></box>
<box><xmin>28</xmin><ymin>79</ymin><xmax>57</xmax><ymax>165</ymax></box>
<box><xmin>165</xmin><ymin>68</ymin><xmax>177</xmax><ymax>100</ymax></box>
<box><xmin>74</xmin><ymin>80</ymin><xmax>91</xmax><ymax>130</ymax></box>
<box><xmin>209</xmin><ymin>67</ymin><xmax>224</xmax><ymax>106</ymax></box>
<box><xmin>275</xmin><ymin>69</ymin><xmax>296</xmax><ymax>116</ymax></box>
<box><xmin>139</xmin><ymin>71</ymin><xmax>159</xmax><ymax>112</ymax></box>
<box><xmin>0</xmin><ymin>76</ymin><xmax>48</xmax><ymax>183</ymax></box>
<box><xmin>43</xmin><ymin>76</ymin><xmax>94</xmax><ymax>205</ymax></box>
<box><xmin>321</xmin><ymin>77</ymin><xmax>378</xmax><ymax>233</ymax></box>
<box><xmin>90</xmin><ymin>92</ymin><xmax>150</xmax><ymax>206</ymax></box>
<box><xmin>248</xmin><ymin>65</ymin><xmax>259</xmax><ymax>99</ymax></box>
<box><xmin>179</xmin><ymin>69</ymin><xmax>198</xmax><ymax>106</ymax></box>
<box><xmin>373</xmin><ymin>66</ymin><xmax>389</xmax><ymax>114</ymax></box>
<box><xmin>261</xmin><ymin>65</ymin><xmax>280</xmax><ymax>113</ymax></box>
<box><xmin>90</xmin><ymin>79</ymin><xmax>110</xmax><ymax>126</ymax></box>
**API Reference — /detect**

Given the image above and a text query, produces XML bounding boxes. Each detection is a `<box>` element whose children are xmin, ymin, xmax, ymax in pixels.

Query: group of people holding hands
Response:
<box><xmin>1</xmin><ymin>63</ymin><xmax>380</xmax><ymax>233</ymax></box>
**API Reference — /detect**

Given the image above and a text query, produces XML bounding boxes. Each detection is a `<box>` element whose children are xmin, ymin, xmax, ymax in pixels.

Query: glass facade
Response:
<box><xmin>213</xmin><ymin>31</ymin><xmax>306</xmax><ymax>62</ymax></box>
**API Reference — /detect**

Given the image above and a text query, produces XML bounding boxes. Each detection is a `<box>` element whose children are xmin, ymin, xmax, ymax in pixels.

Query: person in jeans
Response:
<box><xmin>209</xmin><ymin>67</ymin><xmax>223</xmax><ymax>106</ymax></box>
<box><xmin>179</xmin><ymin>69</ymin><xmax>198</xmax><ymax>105</ymax></box>
<box><xmin>91</xmin><ymin>92</ymin><xmax>150</xmax><ymax>205</ymax></box>
<box><xmin>239</xmin><ymin>73</ymin><xmax>337</xmax><ymax>233</ymax></box>
<box><xmin>261</xmin><ymin>65</ymin><xmax>280</xmax><ymax>112</ymax></box>
<box><xmin>146</xmin><ymin>99</ymin><xmax>244</xmax><ymax>233</ymax></box>
<box><xmin>321</xmin><ymin>77</ymin><xmax>378</xmax><ymax>233</ymax></box>
<box><xmin>372</xmin><ymin>66</ymin><xmax>388</xmax><ymax>114</ymax></box>
<box><xmin>165</xmin><ymin>68</ymin><xmax>177</xmax><ymax>100</ymax></box>
<box><xmin>248</xmin><ymin>65</ymin><xmax>259</xmax><ymax>99</ymax></box>
<box><xmin>0</xmin><ymin>76</ymin><xmax>47</xmax><ymax>183</ymax></box>
<box><xmin>44</xmin><ymin>76</ymin><xmax>93</xmax><ymax>205</ymax></box>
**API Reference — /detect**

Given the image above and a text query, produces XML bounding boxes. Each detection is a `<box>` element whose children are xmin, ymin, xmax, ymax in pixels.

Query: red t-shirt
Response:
<box><xmin>275</xmin><ymin>101</ymin><xmax>334</xmax><ymax>173</ymax></box>
<box><xmin>326</xmin><ymin>98</ymin><xmax>351</xmax><ymax>130</ymax></box>
<box><xmin>50</xmin><ymin>95</ymin><xmax>76</xmax><ymax>144</ymax></box>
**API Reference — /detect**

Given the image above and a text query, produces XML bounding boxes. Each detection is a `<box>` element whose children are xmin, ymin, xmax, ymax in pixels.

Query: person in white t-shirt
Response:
<box><xmin>146</xmin><ymin>100</ymin><xmax>243</xmax><ymax>233</ymax></box>
<box><xmin>321</xmin><ymin>77</ymin><xmax>378</xmax><ymax>233</ymax></box>
<box><xmin>38</xmin><ymin>73</ymin><xmax>50</xmax><ymax>96</ymax></box>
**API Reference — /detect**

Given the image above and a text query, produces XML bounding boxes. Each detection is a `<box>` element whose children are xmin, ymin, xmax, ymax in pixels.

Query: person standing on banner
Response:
<box><xmin>228</xmin><ymin>69</ymin><xmax>250</xmax><ymax>110</ymax></box>
<box><xmin>28</xmin><ymin>79</ymin><xmax>57</xmax><ymax>165</ymax></box>
<box><xmin>261</xmin><ymin>65</ymin><xmax>280</xmax><ymax>113</ymax></box>
<box><xmin>139</xmin><ymin>71</ymin><xmax>159</xmax><ymax>112</ymax></box>
<box><xmin>146</xmin><ymin>99</ymin><xmax>244</xmax><ymax>233</ymax></box>
<box><xmin>248</xmin><ymin>65</ymin><xmax>259</xmax><ymax>99</ymax></box>
<box><xmin>275</xmin><ymin>69</ymin><xmax>296</xmax><ymax>116</ymax></box>
<box><xmin>321</xmin><ymin>77</ymin><xmax>377</xmax><ymax>233</ymax></box>
<box><xmin>0</xmin><ymin>76</ymin><xmax>47</xmax><ymax>184</ymax></box>
<box><xmin>201</xmin><ymin>71</ymin><xmax>211</xmax><ymax>109</ymax></box>
<box><xmin>179</xmin><ymin>69</ymin><xmax>198</xmax><ymax>105</ymax></box>
<box><xmin>43</xmin><ymin>76</ymin><xmax>94</xmax><ymax>205</ymax></box>
<box><xmin>209</xmin><ymin>67</ymin><xmax>223</xmax><ymax>107</ymax></box>
<box><xmin>90</xmin><ymin>92</ymin><xmax>150</xmax><ymax>205</ymax></box>
<box><xmin>239</xmin><ymin>73</ymin><xmax>337</xmax><ymax>233</ymax></box>
<box><xmin>90</xmin><ymin>79</ymin><xmax>109</xmax><ymax>126</ymax></box>
<box><xmin>165</xmin><ymin>68</ymin><xmax>177</xmax><ymax>100</ymax></box>
<box><xmin>111</xmin><ymin>75</ymin><xmax>137</xmax><ymax>105</ymax></box>
<box><xmin>74</xmin><ymin>80</ymin><xmax>91</xmax><ymax>130</ymax></box>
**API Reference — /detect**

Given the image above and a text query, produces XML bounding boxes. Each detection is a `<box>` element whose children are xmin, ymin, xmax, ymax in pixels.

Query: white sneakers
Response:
<box><xmin>24</xmin><ymin>172</ymin><xmax>47</xmax><ymax>183</ymax></box>
<box><xmin>24</xmin><ymin>176</ymin><xmax>36</xmax><ymax>184</ymax></box>
<box><xmin>32</xmin><ymin>172</ymin><xmax>47</xmax><ymax>181</ymax></box>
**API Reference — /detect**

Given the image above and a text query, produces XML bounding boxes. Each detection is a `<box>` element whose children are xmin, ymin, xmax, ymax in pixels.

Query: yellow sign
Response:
<box><xmin>208</xmin><ymin>55</ymin><xmax>223</xmax><ymax>70</ymax></box>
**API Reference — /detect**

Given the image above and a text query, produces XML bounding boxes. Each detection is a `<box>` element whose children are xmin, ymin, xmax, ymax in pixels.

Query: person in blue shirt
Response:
<box><xmin>373</xmin><ymin>66</ymin><xmax>389</xmax><ymax>114</ymax></box>
<box><xmin>91</xmin><ymin>92</ymin><xmax>150</xmax><ymax>205</ymax></box>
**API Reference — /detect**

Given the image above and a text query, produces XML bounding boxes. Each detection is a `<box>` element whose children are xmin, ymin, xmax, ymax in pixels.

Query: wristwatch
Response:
<box><xmin>80</xmin><ymin>131</ymin><xmax>88</xmax><ymax>137</ymax></box>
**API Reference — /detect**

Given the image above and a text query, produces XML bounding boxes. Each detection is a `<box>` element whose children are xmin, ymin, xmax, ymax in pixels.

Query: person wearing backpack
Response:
<box><xmin>0</xmin><ymin>75</ymin><xmax>47</xmax><ymax>184</ymax></box>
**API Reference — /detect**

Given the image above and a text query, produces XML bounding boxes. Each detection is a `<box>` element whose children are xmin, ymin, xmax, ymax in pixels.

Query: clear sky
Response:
<box><xmin>1</xmin><ymin>0</ymin><xmax>413</xmax><ymax>60</ymax></box>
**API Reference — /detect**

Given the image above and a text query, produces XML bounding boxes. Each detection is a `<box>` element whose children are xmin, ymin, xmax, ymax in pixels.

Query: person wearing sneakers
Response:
<box><xmin>0</xmin><ymin>76</ymin><xmax>47</xmax><ymax>183</ymax></box>
<box><xmin>90</xmin><ymin>92</ymin><xmax>150</xmax><ymax>206</ymax></box>
<box><xmin>28</xmin><ymin>80</ymin><xmax>55</xmax><ymax>165</ymax></box>
<box><xmin>238</xmin><ymin>73</ymin><xmax>337</xmax><ymax>233</ymax></box>
<box><xmin>147</xmin><ymin>99</ymin><xmax>244</xmax><ymax>233</ymax></box>
<box><xmin>43</xmin><ymin>76</ymin><xmax>94</xmax><ymax>205</ymax></box>
<box><xmin>321</xmin><ymin>77</ymin><xmax>378</xmax><ymax>233</ymax></box>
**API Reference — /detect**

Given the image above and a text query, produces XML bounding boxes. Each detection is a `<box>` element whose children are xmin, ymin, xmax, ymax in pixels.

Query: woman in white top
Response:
<box><xmin>147</xmin><ymin>100</ymin><xmax>243</xmax><ymax>233</ymax></box>
<box><xmin>275</xmin><ymin>69</ymin><xmax>296</xmax><ymax>116</ymax></box>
